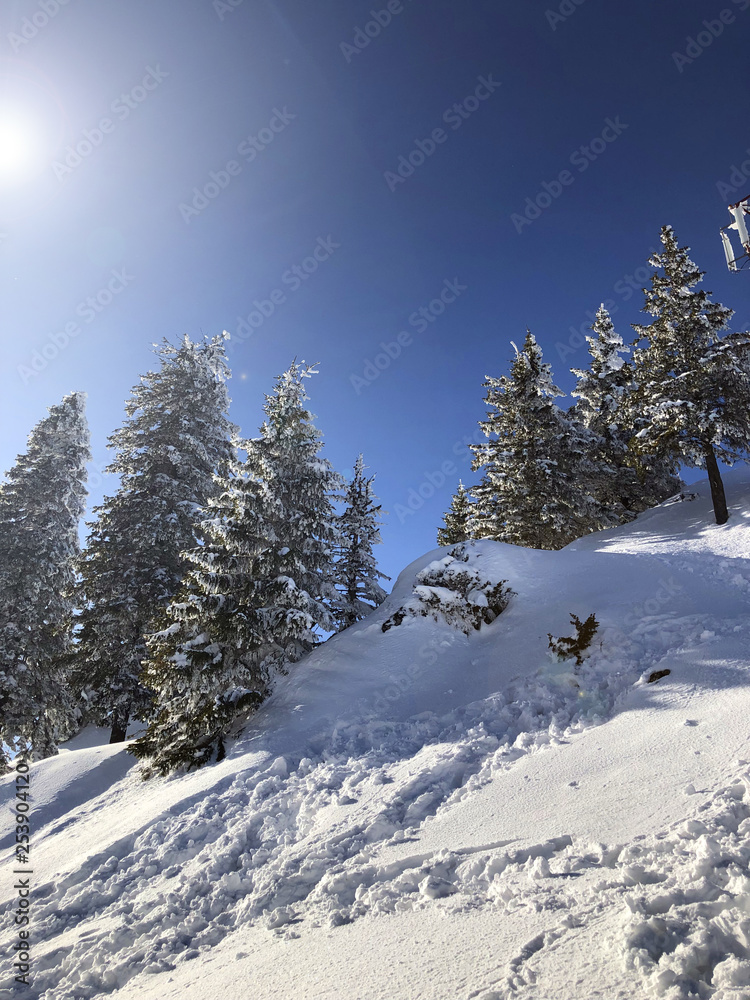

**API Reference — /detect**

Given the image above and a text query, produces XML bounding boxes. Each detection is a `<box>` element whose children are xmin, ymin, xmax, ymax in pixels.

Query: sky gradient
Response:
<box><xmin>1</xmin><ymin>0</ymin><xmax>749</xmax><ymax>582</ymax></box>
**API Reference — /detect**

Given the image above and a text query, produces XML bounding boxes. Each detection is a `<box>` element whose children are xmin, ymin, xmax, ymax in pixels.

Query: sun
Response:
<box><xmin>0</xmin><ymin>112</ymin><xmax>39</xmax><ymax>182</ymax></box>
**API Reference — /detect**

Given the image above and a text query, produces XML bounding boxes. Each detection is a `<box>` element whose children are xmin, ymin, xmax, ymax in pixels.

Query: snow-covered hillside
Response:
<box><xmin>3</xmin><ymin>470</ymin><xmax>750</xmax><ymax>1000</ymax></box>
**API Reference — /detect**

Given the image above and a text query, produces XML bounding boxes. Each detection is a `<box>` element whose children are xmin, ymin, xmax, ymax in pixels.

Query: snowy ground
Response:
<box><xmin>2</xmin><ymin>470</ymin><xmax>750</xmax><ymax>1000</ymax></box>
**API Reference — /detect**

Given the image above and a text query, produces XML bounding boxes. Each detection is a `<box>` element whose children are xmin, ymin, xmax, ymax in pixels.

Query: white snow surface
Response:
<box><xmin>3</xmin><ymin>470</ymin><xmax>750</xmax><ymax>1000</ymax></box>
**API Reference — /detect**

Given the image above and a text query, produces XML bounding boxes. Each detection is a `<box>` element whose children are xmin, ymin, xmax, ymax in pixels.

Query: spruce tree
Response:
<box><xmin>571</xmin><ymin>305</ymin><xmax>681</xmax><ymax>519</ymax></box>
<box><xmin>629</xmin><ymin>226</ymin><xmax>750</xmax><ymax>525</ymax></box>
<box><xmin>72</xmin><ymin>335</ymin><xmax>235</xmax><ymax>742</ymax></box>
<box><xmin>131</xmin><ymin>458</ymin><xmax>273</xmax><ymax>775</ymax></box>
<box><xmin>437</xmin><ymin>482</ymin><xmax>474</xmax><ymax>546</ymax></box>
<box><xmin>0</xmin><ymin>392</ymin><xmax>90</xmax><ymax>765</ymax></box>
<box><xmin>572</xmin><ymin>305</ymin><xmax>630</xmax><ymax>432</ymax></box>
<box><xmin>132</xmin><ymin>361</ymin><xmax>342</xmax><ymax>775</ymax></box>
<box><xmin>470</xmin><ymin>331</ymin><xmax>608</xmax><ymax>549</ymax></box>
<box><xmin>244</xmin><ymin>361</ymin><xmax>343</xmax><ymax>668</ymax></box>
<box><xmin>336</xmin><ymin>455</ymin><xmax>389</xmax><ymax>629</ymax></box>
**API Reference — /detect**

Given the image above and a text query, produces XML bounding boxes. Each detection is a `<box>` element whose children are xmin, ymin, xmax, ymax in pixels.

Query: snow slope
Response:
<box><xmin>2</xmin><ymin>470</ymin><xmax>750</xmax><ymax>1000</ymax></box>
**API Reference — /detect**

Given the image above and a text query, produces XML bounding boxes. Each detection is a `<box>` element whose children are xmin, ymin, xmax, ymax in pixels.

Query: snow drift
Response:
<box><xmin>2</xmin><ymin>469</ymin><xmax>750</xmax><ymax>1000</ymax></box>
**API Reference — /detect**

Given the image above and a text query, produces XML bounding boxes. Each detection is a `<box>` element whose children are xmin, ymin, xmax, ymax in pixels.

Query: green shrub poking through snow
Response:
<box><xmin>547</xmin><ymin>612</ymin><xmax>599</xmax><ymax>666</ymax></box>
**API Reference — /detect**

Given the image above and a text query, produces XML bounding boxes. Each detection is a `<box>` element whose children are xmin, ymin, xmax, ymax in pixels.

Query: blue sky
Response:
<box><xmin>1</xmin><ymin>0</ymin><xmax>749</xmax><ymax>582</ymax></box>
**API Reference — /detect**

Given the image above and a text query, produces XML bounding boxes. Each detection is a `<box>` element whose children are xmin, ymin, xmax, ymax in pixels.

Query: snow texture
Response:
<box><xmin>2</xmin><ymin>468</ymin><xmax>750</xmax><ymax>999</ymax></box>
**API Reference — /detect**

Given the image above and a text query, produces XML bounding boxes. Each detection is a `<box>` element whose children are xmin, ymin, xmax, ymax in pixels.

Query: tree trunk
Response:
<box><xmin>109</xmin><ymin>710</ymin><xmax>129</xmax><ymax>744</ymax></box>
<box><xmin>704</xmin><ymin>445</ymin><xmax>729</xmax><ymax>525</ymax></box>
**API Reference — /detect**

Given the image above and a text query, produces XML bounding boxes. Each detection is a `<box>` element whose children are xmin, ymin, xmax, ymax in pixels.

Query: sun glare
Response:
<box><xmin>0</xmin><ymin>113</ymin><xmax>39</xmax><ymax>182</ymax></box>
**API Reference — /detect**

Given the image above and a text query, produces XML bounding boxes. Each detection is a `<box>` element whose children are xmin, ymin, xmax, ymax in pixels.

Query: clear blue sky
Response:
<box><xmin>1</xmin><ymin>0</ymin><xmax>749</xmax><ymax>583</ymax></box>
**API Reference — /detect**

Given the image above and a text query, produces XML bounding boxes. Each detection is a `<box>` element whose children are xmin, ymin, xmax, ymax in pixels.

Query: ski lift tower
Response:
<box><xmin>721</xmin><ymin>196</ymin><xmax>750</xmax><ymax>272</ymax></box>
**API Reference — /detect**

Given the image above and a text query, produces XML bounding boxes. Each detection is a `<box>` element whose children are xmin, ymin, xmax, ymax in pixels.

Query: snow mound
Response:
<box><xmin>2</xmin><ymin>468</ymin><xmax>750</xmax><ymax>1000</ymax></box>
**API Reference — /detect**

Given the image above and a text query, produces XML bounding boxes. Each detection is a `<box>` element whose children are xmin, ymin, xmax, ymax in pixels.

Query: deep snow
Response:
<box><xmin>2</xmin><ymin>470</ymin><xmax>750</xmax><ymax>1000</ymax></box>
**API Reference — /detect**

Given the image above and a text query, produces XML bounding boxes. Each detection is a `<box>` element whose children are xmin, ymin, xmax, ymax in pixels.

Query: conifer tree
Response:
<box><xmin>470</xmin><ymin>332</ymin><xmax>608</xmax><ymax>549</ymax></box>
<box><xmin>72</xmin><ymin>335</ymin><xmax>235</xmax><ymax>743</ymax></box>
<box><xmin>0</xmin><ymin>392</ymin><xmax>90</xmax><ymax>766</ymax></box>
<box><xmin>244</xmin><ymin>361</ymin><xmax>343</xmax><ymax>668</ymax></box>
<box><xmin>336</xmin><ymin>455</ymin><xmax>389</xmax><ymax>629</ymax></box>
<box><xmin>437</xmin><ymin>482</ymin><xmax>474</xmax><ymax>546</ymax></box>
<box><xmin>572</xmin><ymin>305</ymin><xmax>630</xmax><ymax>431</ymax></box>
<box><xmin>132</xmin><ymin>361</ymin><xmax>342</xmax><ymax>775</ymax></box>
<box><xmin>572</xmin><ymin>305</ymin><xmax>681</xmax><ymax>519</ymax></box>
<box><xmin>629</xmin><ymin>226</ymin><xmax>750</xmax><ymax>525</ymax></box>
<box><xmin>131</xmin><ymin>458</ymin><xmax>273</xmax><ymax>775</ymax></box>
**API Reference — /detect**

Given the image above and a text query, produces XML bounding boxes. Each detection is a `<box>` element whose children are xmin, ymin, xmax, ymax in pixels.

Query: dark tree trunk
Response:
<box><xmin>109</xmin><ymin>710</ymin><xmax>129</xmax><ymax>744</ymax></box>
<box><xmin>704</xmin><ymin>445</ymin><xmax>729</xmax><ymax>525</ymax></box>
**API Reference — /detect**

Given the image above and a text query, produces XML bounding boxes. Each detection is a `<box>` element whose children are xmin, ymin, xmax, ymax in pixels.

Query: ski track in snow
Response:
<box><xmin>1</xmin><ymin>475</ymin><xmax>750</xmax><ymax>1000</ymax></box>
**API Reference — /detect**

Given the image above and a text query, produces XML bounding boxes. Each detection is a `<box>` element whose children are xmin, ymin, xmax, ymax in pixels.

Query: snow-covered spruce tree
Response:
<box><xmin>243</xmin><ymin>362</ymin><xmax>343</xmax><ymax>668</ymax></box>
<box><xmin>133</xmin><ymin>361</ymin><xmax>341</xmax><ymax>775</ymax></box>
<box><xmin>437</xmin><ymin>481</ymin><xmax>474</xmax><ymax>546</ymax></box>
<box><xmin>72</xmin><ymin>335</ymin><xmax>235</xmax><ymax>743</ymax></box>
<box><xmin>571</xmin><ymin>305</ymin><xmax>681</xmax><ymax>520</ymax></box>
<box><xmin>335</xmin><ymin>454</ymin><xmax>389</xmax><ymax>629</ymax></box>
<box><xmin>629</xmin><ymin>226</ymin><xmax>750</xmax><ymax>525</ymax></box>
<box><xmin>470</xmin><ymin>331</ymin><xmax>610</xmax><ymax>549</ymax></box>
<box><xmin>131</xmin><ymin>460</ymin><xmax>274</xmax><ymax>776</ymax></box>
<box><xmin>0</xmin><ymin>392</ymin><xmax>90</xmax><ymax>766</ymax></box>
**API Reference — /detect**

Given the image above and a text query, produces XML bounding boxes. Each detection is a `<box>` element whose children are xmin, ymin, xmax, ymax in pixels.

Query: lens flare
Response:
<box><xmin>0</xmin><ymin>113</ymin><xmax>39</xmax><ymax>181</ymax></box>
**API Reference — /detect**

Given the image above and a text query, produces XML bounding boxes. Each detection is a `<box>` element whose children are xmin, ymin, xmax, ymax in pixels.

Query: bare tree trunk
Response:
<box><xmin>704</xmin><ymin>445</ymin><xmax>729</xmax><ymax>525</ymax></box>
<box><xmin>109</xmin><ymin>708</ymin><xmax>129</xmax><ymax>744</ymax></box>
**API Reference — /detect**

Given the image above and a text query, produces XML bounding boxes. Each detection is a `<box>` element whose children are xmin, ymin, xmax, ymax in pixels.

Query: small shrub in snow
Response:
<box><xmin>647</xmin><ymin>668</ymin><xmax>671</xmax><ymax>684</ymax></box>
<box><xmin>381</xmin><ymin>609</ymin><xmax>407</xmax><ymax>633</ymax></box>
<box><xmin>547</xmin><ymin>612</ymin><xmax>599</xmax><ymax>665</ymax></box>
<box><xmin>381</xmin><ymin>545</ymin><xmax>513</xmax><ymax>635</ymax></box>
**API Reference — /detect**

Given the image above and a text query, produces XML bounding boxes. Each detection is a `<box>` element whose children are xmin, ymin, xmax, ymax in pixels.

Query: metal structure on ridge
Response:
<box><xmin>721</xmin><ymin>196</ymin><xmax>750</xmax><ymax>272</ymax></box>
